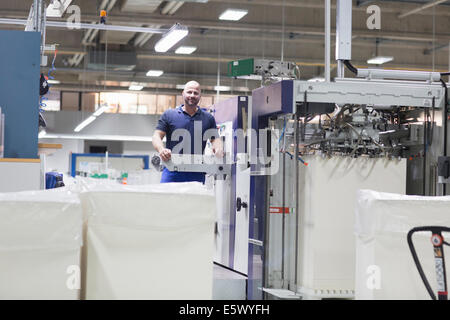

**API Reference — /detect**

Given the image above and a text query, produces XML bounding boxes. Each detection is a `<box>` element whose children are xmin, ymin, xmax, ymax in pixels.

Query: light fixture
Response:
<box><xmin>38</xmin><ymin>129</ymin><xmax>47</xmax><ymax>138</ymax></box>
<box><xmin>154</xmin><ymin>23</ymin><xmax>188</xmax><ymax>53</ymax></box>
<box><xmin>367</xmin><ymin>38</ymin><xmax>393</xmax><ymax>65</ymax></box>
<box><xmin>129</xmin><ymin>82</ymin><xmax>145</xmax><ymax>91</ymax></box>
<box><xmin>146</xmin><ymin>70</ymin><xmax>164</xmax><ymax>77</ymax></box>
<box><xmin>175</xmin><ymin>46</ymin><xmax>197</xmax><ymax>55</ymax></box>
<box><xmin>46</xmin><ymin>0</ymin><xmax>73</xmax><ymax>18</ymax></box>
<box><xmin>307</xmin><ymin>77</ymin><xmax>325</xmax><ymax>82</ymax></box>
<box><xmin>214</xmin><ymin>86</ymin><xmax>231</xmax><ymax>91</ymax></box>
<box><xmin>74</xmin><ymin>116</ymin><xmax>96</xmax><ymax>132</ymax></box>
<box><xmin>47</xmin><ymin>79</ymin><xmax>61</xmax><ymax>84</ymax></box>
<box><xmin>367</xmin><ymin>56</ymin><xmax>394</xmax><ymax>65</ymax></box>
<box><xmin>219</xmin><ymin>9</ymin><xmax>248</xmax><ymax>21</ymax></box>
<box><xmin>93</xmin><ymin>105</ymin><xmax>110</xmax><ymax>117</ymax></box>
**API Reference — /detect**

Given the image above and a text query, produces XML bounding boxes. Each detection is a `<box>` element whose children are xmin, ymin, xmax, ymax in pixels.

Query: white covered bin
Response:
<box><xmin>296</xmin><ymin>156</ymin><xmax>406</xmax><ymax>297</ymax></box>
<box><xmin>80</xmin><ymin>182</ymin><xmax>216</xmax><ymax>300</ymax></box>
<box><xmin>0</xmin><ymin>189</ymin><xmax>83</xmax><ymax>299</ymax></box>
<box><xmin>355</xmin><ymin>190</ymin><xmax>450</xmax><ymax>300</ymax></box>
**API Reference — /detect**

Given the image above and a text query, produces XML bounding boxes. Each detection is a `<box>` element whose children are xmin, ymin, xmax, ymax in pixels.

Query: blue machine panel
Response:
<box><xmin>0</xmin><ymin>31</ymin><xmax>40</xmax><ymax>159</ymax></box>
<box><xmin>252</xmin><ymin>80</ymin><xmax>293</xmax><ymax>119</ymax></box>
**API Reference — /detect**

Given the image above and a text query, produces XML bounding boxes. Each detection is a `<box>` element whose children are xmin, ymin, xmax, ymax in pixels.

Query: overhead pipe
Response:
<box><xmin>398</xmin><ymin>0</ymin><xmax>448</xmax><ymax>19</ymax></box>
<box><xmin>325</xmin><ymin>0</ymin><xmax>331</xmax><ymax>82</ymax></box>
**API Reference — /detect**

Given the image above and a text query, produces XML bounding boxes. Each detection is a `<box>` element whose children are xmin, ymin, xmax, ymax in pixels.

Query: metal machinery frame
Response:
<box><xmin>244</xmin><ymin>0</ymin><xmax>450</xmax><ymax>300</ymax></box>
<box><xmin>248</xmin><ymin>78</ymin><xmax>448</xmax><ymax>299</ymax></box>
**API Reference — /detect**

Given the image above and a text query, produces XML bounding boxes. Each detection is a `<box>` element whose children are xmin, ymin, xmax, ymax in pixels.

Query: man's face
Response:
<box><xmin>182</xmin><ymin>85</ymin><xmax>201</xmax><ymax>108</ymax></box>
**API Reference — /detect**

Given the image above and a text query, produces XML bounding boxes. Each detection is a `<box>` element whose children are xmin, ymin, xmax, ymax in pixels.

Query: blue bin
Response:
<box><xmin>45</xmin><ymin>172</ymin><xmax>65</xmax><ymax>189</ymax></box>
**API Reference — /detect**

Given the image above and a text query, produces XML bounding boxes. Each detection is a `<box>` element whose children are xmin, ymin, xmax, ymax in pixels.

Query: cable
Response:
<box><xmin>278</xmin><ymin>117</ymin><xmax>287</xmax><ymax>145</ymax></box>
<box><xmin>285</xmin><ymin>151</ymin><xmax>308</xmax><ymax>166</ymax></box>
<box><xmin>440</xmin><ymin>78</ymin><xmax>448</xmax><ymax>195</ymax></box>
<box><xmin>343</xmin><ymin>60</ymin><xmax>358</xmax><ymax>75</ymax></box>
<box><xmin>47</xmin><ymin>47</ymin><xmax>58</xmax><ymax>81</ymax></box>
<box><xmin>407</xmin><ymin>228</ymin><xmax>437</xmax><ymax>300</ymax></box>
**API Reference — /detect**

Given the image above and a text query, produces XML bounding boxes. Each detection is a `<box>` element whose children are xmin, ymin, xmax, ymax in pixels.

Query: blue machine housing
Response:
<box><xmin>0</xmin><ymin>31</ymin><xmax>41</xmax><ymax>159</ymax></box>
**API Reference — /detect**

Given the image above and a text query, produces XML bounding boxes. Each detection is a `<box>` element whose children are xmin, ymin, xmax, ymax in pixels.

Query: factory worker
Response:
<box><xmin>152</xmin><ymin>81</ymin><xmax>223</xmax><ymax>183</ymax></box>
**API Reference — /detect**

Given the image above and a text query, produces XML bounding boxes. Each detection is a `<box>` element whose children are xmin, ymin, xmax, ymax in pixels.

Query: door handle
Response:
<box><xmin>236</xmin><ymin>197</ymin><xmax>248</xmax><ymax>212</ymax></box>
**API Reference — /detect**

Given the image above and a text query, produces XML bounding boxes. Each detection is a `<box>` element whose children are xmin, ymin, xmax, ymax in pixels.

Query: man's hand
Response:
<box><xmin>212</xmin><ymin>138</ymin><xmax>224</xmax><ymax>158</ymax></box>
<box><xmin>213</xmin><ymin>147</ymin><xmax>224</xmax><ymax>158</ymax></box>
<box><xmin>159</xmin><ymin>148</ymin><xmax>172</xmax><ymax>161</ymax></box>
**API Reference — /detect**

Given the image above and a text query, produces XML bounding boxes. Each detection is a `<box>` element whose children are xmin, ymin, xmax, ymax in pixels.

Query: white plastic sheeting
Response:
<box><xmin>79</xmin><ymin>182</ymin><xmax>216</xmax><ymax>299</ymax></box>
<box><xmin>355</xmin><ymin>190</ymin><xmax>450</xmax><ymax>300</ymax></box>
<box><xmin>297</xmin><ymin>156</ymin><xmax>406</xmax><ymax>296</ymax></box>
<box><xmin>0</xmin><ymin>189</ymin><xmax>83</xmax><ymax>299</ymax></box>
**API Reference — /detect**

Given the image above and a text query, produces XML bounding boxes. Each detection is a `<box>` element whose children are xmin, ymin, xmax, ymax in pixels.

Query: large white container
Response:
<box><xmin>80</xmin><ymin>182</ymin><xmax>216</xmax><ymax>300</ymax></box>
<box><xmin>296</xmin><ymin>156</ymin><xmax>406</xmax><ymax>297</ymax></box>
<box><xmin>0</xmin><ymin>189</ymin><xmax>83</xmax><ymax>299</ymax></box>
<box><xmin>355</xmin><ymin>190</ymin><xmax>450</xmax><ymax>300</ymax></box>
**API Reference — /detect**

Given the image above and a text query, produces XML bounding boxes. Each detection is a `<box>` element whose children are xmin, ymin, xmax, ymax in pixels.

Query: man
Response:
<box><xmin>152</xmin><ymin>81</ymin><xmax>223</xmax><ymax>183</ymax></box>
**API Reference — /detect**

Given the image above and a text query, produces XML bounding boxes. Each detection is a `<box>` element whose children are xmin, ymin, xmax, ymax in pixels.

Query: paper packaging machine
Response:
<box><xmin>247</xmin><ymin>77</ymin><xmax>448</xmax><ymax>299</ymax></box>
<box><xmin>242</xmin><ymin>0</ymin><xmax>450</xmax><ymax>299</ymax></box>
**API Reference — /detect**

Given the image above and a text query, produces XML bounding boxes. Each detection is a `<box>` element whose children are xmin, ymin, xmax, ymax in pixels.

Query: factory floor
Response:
<box><xmin>212</xmin><ymin>263</ymin><xmax>247</xmax><ymax>300</ymax></box>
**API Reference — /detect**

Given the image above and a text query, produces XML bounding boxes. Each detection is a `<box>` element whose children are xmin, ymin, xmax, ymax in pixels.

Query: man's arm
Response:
<box><xmin>152</xmin><ymin>130</ymin><xmax>172</xmax><ymax>161</ymax></box>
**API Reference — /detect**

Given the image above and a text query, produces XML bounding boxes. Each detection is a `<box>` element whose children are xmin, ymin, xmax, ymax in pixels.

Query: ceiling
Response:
<box><xmin>1</xmin><ymin>0</ymin><xmax>450</xmax><ymax>95</ymax></box>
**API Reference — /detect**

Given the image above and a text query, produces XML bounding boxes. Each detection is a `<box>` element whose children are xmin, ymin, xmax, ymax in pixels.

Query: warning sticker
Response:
<box><xmin>435</xmin><ymin>258</ymin><xmax>446</xmax><ymax>292</ymax></box>
<box><xmin>269</xmin><ymin>207</ymin><xmax>291</xmax><ymax>214</ymax></box>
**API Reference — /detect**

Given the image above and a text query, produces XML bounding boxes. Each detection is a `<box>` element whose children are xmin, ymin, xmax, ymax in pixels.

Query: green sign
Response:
<box><xmin>227</xmin><ymin>58</ymin><xmax>254</xmax><ymax>77</ymax></box>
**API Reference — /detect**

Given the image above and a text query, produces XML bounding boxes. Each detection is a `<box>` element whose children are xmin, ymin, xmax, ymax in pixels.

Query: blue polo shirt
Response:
<box><xmin>156</xmin><ymin>105</ymin><xmax>218</xmax><ymax>183</ymax></box>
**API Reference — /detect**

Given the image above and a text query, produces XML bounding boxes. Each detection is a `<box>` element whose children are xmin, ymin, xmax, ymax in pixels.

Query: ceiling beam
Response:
<box><xmin>398</xmin><ymin>0</ymin><xmax>448</xmax><ymax>19</ymax></box>
<box><xmin>2</xmin><ymin>9</ymin><xmax>450</xmax><ymax>42</ymax></box>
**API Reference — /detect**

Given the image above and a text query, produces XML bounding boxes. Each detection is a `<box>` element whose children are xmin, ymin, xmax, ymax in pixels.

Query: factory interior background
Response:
<box><xmin>0</xmin><ymin>0</ymin><xmax>450</xmax><ymax>302</ymax></box>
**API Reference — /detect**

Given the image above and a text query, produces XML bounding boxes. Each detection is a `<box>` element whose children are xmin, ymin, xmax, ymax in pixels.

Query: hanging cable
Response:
<box><xmin>343</xmin><ymin>60</ymin><xmax>358</xmax><ymax>75</ymax></box>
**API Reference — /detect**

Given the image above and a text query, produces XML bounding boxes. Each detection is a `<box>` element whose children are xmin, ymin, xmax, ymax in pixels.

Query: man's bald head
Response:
<box><xmin>182</xmin><ymin>80</ymin><xmax>202</xmax><ymax>108</ymax></box>
<box><xmin>183</xmin><ymin>81</ymin><xmax>201</xmax><ymax>94</ymax></box>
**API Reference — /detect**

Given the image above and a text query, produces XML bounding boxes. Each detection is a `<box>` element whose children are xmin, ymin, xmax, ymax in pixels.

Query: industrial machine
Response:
<box><xmin>243</xmin><ymin>0</ymin><xmax>449</xmax><ymax>300</ymax></box>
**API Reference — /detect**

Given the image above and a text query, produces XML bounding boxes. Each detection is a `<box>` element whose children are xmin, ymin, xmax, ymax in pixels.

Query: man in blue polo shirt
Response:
<box><xmin>152</xmin><ymin>81</ymin><xmax>223</xmax><ymax>183</ymax></box>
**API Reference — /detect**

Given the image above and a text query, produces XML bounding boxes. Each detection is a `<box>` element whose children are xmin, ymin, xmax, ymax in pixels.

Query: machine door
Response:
<box><xmin>233</xmin><ymin>158</ymin><xmax>251</xmax><ymax>275</ymax></box>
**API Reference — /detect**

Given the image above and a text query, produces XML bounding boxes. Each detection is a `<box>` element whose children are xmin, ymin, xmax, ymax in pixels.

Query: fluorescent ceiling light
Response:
<box><xmin>129</xmin><ymin>82</ymin><xmax>145</xmax><ymax>91</ymax></box>
<box><xmin>38</xmin><ymin>129</ymin><xmax>47</xmax><ymax>138</ymax></box>
<box><xmin>236</xmin><ymin>75</ymin><xmax>263</xmax><ymax>81</ymax></box>
<box><xmin>307</xmin><ymin>77</ymin><xmax>325</xmax><ymax>82</ymax></box>
<box><xmin>367</xmin><ymin>56</ymin><xmax>394</xmax><ymax>65</ymax></box>
<box><xmin>219</xmin><ymin>9</ymin><xmax>248</xmax><ymax>21</ymax></box>
<box><xmin>154</xmin><ymin>23</ymin><xmax>188</xmax><ymax>53</ymax></box>
<box><xmin>47</xmin><ymin>79</ymin><xmax>61</xmax><ymax>84</ymax></box>
<box><xmin>214</xmin><ymin>86</ymin><xmax>231</xmax><ymax>92</ymax></box>
<box><xmin>93</xmin><ymin>105</ymin><xmax>110</xmax><ymax>117</ymax></box>
<box><xmin>74</xmin><ymin>116</ymin><xmax>96</xmax><ymax>132</ymax></box>
<box><xmin>146</xmin><ymin>70</ymin><xmax>164</xmax><ymax>77</ymax></box>
<box><xmin>175</xmin><ymin>46</ymin><xmax>197</xmax><ymax>55</ymax></box>
<box><xmin>46</xmin><ymin>0</ymin><xmax>73</xmax><ymax>18</ymax></box>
